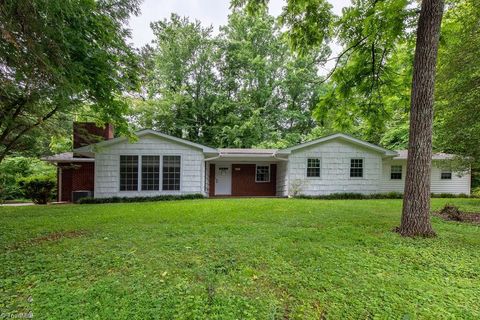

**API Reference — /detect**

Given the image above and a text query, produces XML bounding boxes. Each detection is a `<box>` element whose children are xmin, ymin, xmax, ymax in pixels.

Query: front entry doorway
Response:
<box><xmin>215</xmin><ymin>164</ymin><xmax>232</xmax><ymax>195</ymax></box>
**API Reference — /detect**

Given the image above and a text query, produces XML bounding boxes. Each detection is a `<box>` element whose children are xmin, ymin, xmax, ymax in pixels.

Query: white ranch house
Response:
<box><xmin>43</xmin><ymin>123</ymin><xmax>471</xmax><ymax>201</ymax></box>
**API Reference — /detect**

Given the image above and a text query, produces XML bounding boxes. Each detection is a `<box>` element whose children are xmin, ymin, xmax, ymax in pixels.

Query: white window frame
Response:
<box><xmin>162</xmin><ymin>155</ymin><xmax>182</xmax><ymax>191</ymax></box>
<box><xmin>349</xmin><ymin>158</ymin><xmax>364</xmax><ymax>179</ymax></box>
<box><xmin>255</xmin><ymin>164</ymin><xmax>270</xmax><ymax>183</ymax></box>
<box><xmin>141</xmin><ymin>155</ymin><xmax>160</xmax><ymax>191</ymax></box>
<box><xmin>119</xmin><ymin>155</ymin><xmax>139</xmax><ymax>191</ymax></box>
<box><xmin>306</xmin><ymin>158</ymin><xmax>321</xmax><ymax>178</ymax></box>
<box><xmin>390</xmin><ymin>165</ymin><xmax>403</xmax><ymax>180</ymax></box>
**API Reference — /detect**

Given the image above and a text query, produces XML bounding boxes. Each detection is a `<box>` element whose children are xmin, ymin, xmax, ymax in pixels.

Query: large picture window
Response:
<box><xmin>142</xmin><ymin>156</ymin><xmax>160</xmax><ymax>190</ymax></box>
<box><xmin>307</xmin><ymin>158</ymin><xmax>321</xmax><ymax>177</ymax></box>
<box><xmin>390</xmin><ymin>165</ymin><xmax>402</xmax><ymax>180</ymax></box>
<box><xmin>162</xmin><ymin>156</ymin><xmax>181</xmax><ymax>190</ymax></box>
<box><xmin>256</xmin><ymin>165</ymin><xmax>270</xmax><ymax>182</ymax></box>
<box><xmin>350</xmin><ymin>158</ymin><xmax>363</xmax><ymax>178</ymax></box>
<box><xmin>120</xmin><ymin>155</ymin><xmax>138</xmax><ymax>191</ymax></box>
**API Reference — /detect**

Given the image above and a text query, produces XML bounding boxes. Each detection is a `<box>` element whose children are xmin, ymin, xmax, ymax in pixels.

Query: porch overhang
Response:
<box><xmin>207</xmin><ymin>148</ymin><xmax>288</xmax><ymax>163</ymax></box>
<box><xmin>209</xmin><ymin>155</ymin><xmax>286</xmax><ymax>162</ymax></box>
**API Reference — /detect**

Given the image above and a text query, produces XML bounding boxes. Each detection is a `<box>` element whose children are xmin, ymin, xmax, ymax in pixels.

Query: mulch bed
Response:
<box><xmin>433</xmin><ymin>205</ymin><xmax>480</xmax><ymax>224</ymax></box>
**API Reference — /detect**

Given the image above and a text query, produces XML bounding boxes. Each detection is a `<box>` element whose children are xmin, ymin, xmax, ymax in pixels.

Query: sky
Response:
<box><xmin>128</xmin><ymin>0</ymin><xmax>351</xmax><ymax>48</ymax></box>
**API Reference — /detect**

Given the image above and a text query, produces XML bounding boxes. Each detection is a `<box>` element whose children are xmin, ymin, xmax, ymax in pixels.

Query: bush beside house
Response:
<box><xmin>0</xmin><ymin>157</ymin><xmax>56</xmax><ymax>203</ymax></box>
<box><xmin>18</xmin><ymin>175</ymin><xmax>56</xmax><ymax>204</ymax></box>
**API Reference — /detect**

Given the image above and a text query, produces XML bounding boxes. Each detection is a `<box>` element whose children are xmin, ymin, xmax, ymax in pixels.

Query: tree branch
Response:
<box><xmin>0</xmin><ymin>97</ymin><xmax>28</xmax><ymax>145</ymax></box>
<box><xmin>0</xmin><ymin>105</ymin><xmax>59</xmax><ymax>163</ymax></box>
<box><xmin>315</xmin><ymin>35</ymin><xmax>370</xmax><ymax>84</ymax></box>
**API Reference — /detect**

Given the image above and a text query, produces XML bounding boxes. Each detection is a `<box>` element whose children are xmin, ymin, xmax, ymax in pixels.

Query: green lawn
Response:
<box><xmin>1</xmin><ymin>199</ymin><xmax>479</xmax><ymax>319</ymax></box>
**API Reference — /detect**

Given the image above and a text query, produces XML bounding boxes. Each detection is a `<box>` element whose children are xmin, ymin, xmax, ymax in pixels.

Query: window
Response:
<box><xmin>390</xmin><ymin>165</ymin><xmax>402</xmax><ymax>180</ymax></box>
<box><xmin>256</xmin><ymin>165</ymin><xmax>270</xmax><ymax>182</ymax></box>
<box><xmin>307</xmin><ymin>158</ymin><xmax>321</xmax><ymax>177</ymax></box>
<box><xmin>162</xmin><ymin>156</ymin><xmax>181</xmax><ymax>190</ymax></box>
<box><xmin>441</xmin><ymin>170</ymin><xmax>452</xmax><ymax>180</ymax></box>
<box><xmin>350</xmin><ymin>158</ymin><xmax>363</xmax><ymax>178</ymax></box>
<box><xmin>120</xmin><ymin>155</ymin><xmax>138</xmax><ymax>191</ymax></box>
<box><xmin>141</xmin><ymin>156</ymin><xmax>160</xmax><ymax>190</ymax></box>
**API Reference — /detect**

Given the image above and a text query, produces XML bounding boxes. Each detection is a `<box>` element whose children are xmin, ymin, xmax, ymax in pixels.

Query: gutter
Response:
<box><xmin>204</xmin><ymin>154</ymin><xmax>221</xmax><ymax>162</ymax></box>
<box><xmin>273</xmin><ymin>153</ymin><xmax>289</xmax><ymax>161</ymax></box>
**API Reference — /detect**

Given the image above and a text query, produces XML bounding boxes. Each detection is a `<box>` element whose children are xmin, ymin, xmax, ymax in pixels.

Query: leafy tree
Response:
<box><xmin>0</xmin><ymin>0</ymin><xmax>140</xmax><ymax>163</ymax></box>
<box><xmin>134</xmin><ymin>8</ymin><xmax>328</xmax><ymax>148</ymax></box>
<box><xmin>398</xmin><ymin>0</ymin><xmax>444</xmax><ymax>237</ymax></box>
<box><xmin>435</xmin><ymin>0</ymin><xmax>480</xmax><ymax>186</ymax></box>
<box><xmin>133</xmin><ymin>14</ymin><xmax>221</xmax><ymax>145</ymax></box>
<box><xmin>235</xmin><ymin>0</ymin><xmax>448</xmax><ymax>237</ymax></box>
<box><xmin>218</xmin><ymin>8</ymin><xmax>329</xmax><ymax>147</ymax></box>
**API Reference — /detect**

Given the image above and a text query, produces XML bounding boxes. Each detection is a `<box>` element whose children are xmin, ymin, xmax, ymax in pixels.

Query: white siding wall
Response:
<box><xmin>94</xmin><ymin>134</ymin><xmax>205</xmax><ymax>198</ymax></box>
<box><xmin>379</xmin><ymin>159</ymin><xmax>406</xmax><ymax>193</ymax></box>
<box><xmin>288</xmin><ymin>139</ymin><xmax>382</xmax><ymax>195</ymax></box>
<box><xmin>381</xmin><ymin>159</ymin><xmax>471</xmax><ymax>194</ymax></box>
<box><xmin>276</xmin><ymin>160</ymin><xmax>288</xmax><ymax>196</ymax></box>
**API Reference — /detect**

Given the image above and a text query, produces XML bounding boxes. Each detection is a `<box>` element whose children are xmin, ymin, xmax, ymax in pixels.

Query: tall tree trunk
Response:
<box><xmin>397</xmin><ymin>0</ymin><xmax>445</xmax><ymax>237</ymax></box>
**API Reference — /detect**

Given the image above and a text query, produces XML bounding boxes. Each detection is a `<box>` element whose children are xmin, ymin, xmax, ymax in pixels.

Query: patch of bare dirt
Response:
<box><xmin>433</xmin><ymin>205</ymin><xmax>480</xmax><ymax>224</ymax></box>
<box><xmin>30</xmin><ymin>230</ymin><xmax>88</xmax><ymax>244</ymax></box>
<box><xmin>7</xmin><ymin>230</ymin><xmax>88</xmax><ymax>250</ymax></box>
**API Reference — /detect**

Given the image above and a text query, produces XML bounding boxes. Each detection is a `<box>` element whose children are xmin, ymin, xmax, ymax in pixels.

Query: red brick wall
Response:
<box><xmin>231</xmin><ymin>164</ymin><xmax>276</xmax><ymax>196</ymax></box>
<box><xmin>73</xmin><ymin>122</ymin><xmax>114</xmax><ymax>149</ymax></box>
<box><xmin>58</xmin><ymin>162</ymin><xmax>94</xmax><ymax>202</ymax></box>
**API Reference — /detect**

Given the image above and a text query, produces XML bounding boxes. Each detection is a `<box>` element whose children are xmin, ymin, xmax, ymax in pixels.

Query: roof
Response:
<box><xmin>42</xmin><ymin>152</ymin><xmax>95</xmax><ymax>163</ymax></box>
<box><xmin>43</xmin><ymin>131</ymin><xmax>407</xmax><ymax>163</ymax></box>
<box><xmin>219</xmin><ymin>148</ymin><xmax>277</xmax><ymax>155</ymax></box>
<box><xmin>74</xmin><ymin>129</ymin><xmax>218</xmax><ymax>155</ymax></box>
<box><xmin>279</xmin><ymin>133</ymin><xmax>398</xmax><ymax>156</ymax></box>
<box><xmin>394</xmin><ymin>150</ymin><xmax>456</xmax><ymax>160</ymax></box>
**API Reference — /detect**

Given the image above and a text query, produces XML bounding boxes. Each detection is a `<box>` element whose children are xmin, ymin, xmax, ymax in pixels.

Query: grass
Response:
<box><xmin>1</xmin><ymin>198</ymin><xmax>479</xmax><ymax>319</ymax></box>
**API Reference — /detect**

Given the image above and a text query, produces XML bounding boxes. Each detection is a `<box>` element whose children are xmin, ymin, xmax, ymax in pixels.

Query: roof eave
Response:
<box><xmin>280</xmin><ymin>133</ymin><xmax>397</xmax><ymax>156</ymax></box>
<box><xmin>41</xmin><ymin>158</ymin><xmax>95</xmax><ymax>163</ymax></box>
<box><xmin>73</xmin><ymin>129</ymin><xmax>219</xmax><ymax>154</ymax></box>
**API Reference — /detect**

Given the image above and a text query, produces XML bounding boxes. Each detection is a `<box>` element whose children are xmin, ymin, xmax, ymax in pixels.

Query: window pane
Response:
<box><xmin>441</xmin><ymin>171</ymin><xmax>452</xmax><ymax>180</ymax></box>
<box><xmin>350</xmin><ymin>158</ymin><xmax>363</xmax><ymax>178</ymax></box>
<box><xmin>256</xmin><ymin>165</ymin><xmax>270</xmax><ymax>182</ymax></box>
<box><xmin>142</xmin><ymin>156</ymin><xmax>160</xmax><ymax>190</ymax></box>
<box><xmin>120</xmin><ymin>155</ymin><xmax>138</xmax><ymax>191</ymax></box>
<box><xmin>391</xmin><ymin>165</ymin><xmax>402</xmax><ymax>180</ymax></box>
<box><xmin>162</xmin><ymin>156</ymin><xmax>181</xmax><ymax>190</ymax></box>
<box><xmin>307</xmin><ymin>158</ymin><xmax>321</xmax><ymax>177</ymax></box>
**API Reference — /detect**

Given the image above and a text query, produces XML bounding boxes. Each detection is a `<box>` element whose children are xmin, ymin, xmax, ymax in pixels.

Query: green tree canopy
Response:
<box><xmin>131</xmin><ymin>8</ymin><xmax>329</xmax><ymax>148</ymax></box>
<box><xmin>0</xmin><ymin>0</ymin><xmax>140</xmax><ymax>162</ymax></box>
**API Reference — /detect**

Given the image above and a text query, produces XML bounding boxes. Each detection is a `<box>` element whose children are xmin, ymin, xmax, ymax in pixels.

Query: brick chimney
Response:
<box><xmin>73</xmin><ymin>122</ymin><xmax>114</xmax><ymax>149</ymax></box>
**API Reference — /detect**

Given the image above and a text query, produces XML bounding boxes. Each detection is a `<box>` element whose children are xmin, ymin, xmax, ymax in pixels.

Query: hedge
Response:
<box><xmin>294</xmin><ymin>192</ymin><xmax>478</xmax><ymax>200</ymax></box>
<box><xmin>78</xmin><ymin>193</ymin><xmax>205</xmax><ymax>204</ymax></box>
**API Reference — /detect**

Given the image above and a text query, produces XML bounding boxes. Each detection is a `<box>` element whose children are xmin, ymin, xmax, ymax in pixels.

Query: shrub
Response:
<box><xmin>0</xmin><ymin>156</ymin><xmax>56</xmax><ymax>201</ymax></box>
<box><xmin>78</xmin><ymin>193</ymin><xmax>205</xmax><ymax>204</ymax></box>
<box><xmin>472</xmin><ymin>187</ymin><xmax>480</xmax><ymax>197</ymax></box>
<box><xmin>294</xmin><ymin>192</ymin><xmax>475</xmax><ymax>200</ymax></box>
<box><xmin>19</xmin><ymin>175</ymin><xmax>56</xmax><ymax>204</ymax></box>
